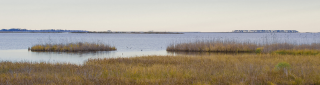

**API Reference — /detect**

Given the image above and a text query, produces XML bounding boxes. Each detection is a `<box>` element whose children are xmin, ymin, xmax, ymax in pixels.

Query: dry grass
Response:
<box><xmin>167</xmin><ymin>41</ymin><xmax>320</xmax><ymax>53</ymax></box>
<box><xmin>263</xmin><ymin>43</ymin><xmax>320</xmax><ymax>53</ymax></box>
<box><xmin>167</xmin><ymin>41</ymin><xmax>258</xmax><ymax>52</ymax></box>
<box><xmin>273</xmin><ymin>49</ymin><xmax>320</xmax><ymax>55</ymax></box>
<box><xmin>30</xmin><ymin>42</ymin><xmax>116</xmax><ymax>52</ymax></box>
<box><xmin>1</xmin><ymin>54</ymin><xmax>320</xmax><ymax>84</ymax></box>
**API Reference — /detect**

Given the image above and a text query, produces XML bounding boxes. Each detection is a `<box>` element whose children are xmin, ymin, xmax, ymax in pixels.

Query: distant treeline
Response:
<box><xmin>0</xmin><ymin>28</ymin><xmax>183</xmax><ymax>34</ymax></box>
<box><xmin>232</xmin><ymin>30</ymin><xmax>299</xmax><ymax>33</ymax></box>
<box><xmin>81</xmin><ymin>31</ymin><xmax>183</xmax><ymax>34</ymax></box>
<box><xmin>0</xmin><ymin>28</ymin><xmax>88</xmax><ymax>33</ymax></box>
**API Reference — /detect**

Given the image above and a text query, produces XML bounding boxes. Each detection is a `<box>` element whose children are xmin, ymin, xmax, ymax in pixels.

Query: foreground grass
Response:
<box><xmin>1</xmin><ymin>54</ymin><xmax>320</xmax><ymax>84</ymax></box>
<box><xmin>30</xmin><ymin>42</ymin><xmax>116</xmax><ymax>52</ymax></box>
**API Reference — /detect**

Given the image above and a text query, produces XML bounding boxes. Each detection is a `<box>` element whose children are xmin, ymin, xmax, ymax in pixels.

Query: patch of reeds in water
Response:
<box><xmin>1</xmin><ymin>54</ymin><xmax>320</xmax><ymax>84</ymax></box>
<box><xmin>273</xmin><ymin>49</ymin><xmax>320</xmax><ymax>55</ymax></box>
<box><xmin>30</xmin><ymin>42</ymin><xmax>116</xmax><ymax>52</ymax></box>
<box><xmin>263</xmin><ymin>43</ymin><xmax>320</xmax><ymax>53</ymax></box>
<box><xmin>167</xmin><ymin>41</ymin><xmax>320</xmax><ymax>53</ymax></box>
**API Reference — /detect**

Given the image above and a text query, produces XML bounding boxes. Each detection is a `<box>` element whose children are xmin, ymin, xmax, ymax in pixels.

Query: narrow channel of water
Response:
<box><xmin>0</xmin><ymin>49</ymin><xmax>169</xmax><ymax>64</ymax></box>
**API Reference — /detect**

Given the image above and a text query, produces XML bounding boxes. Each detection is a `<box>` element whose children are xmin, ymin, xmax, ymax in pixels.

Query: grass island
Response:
<box><xmin>30</xmin><ymin>42</ymin><xmax>116</xmax><ymax>52</ymax></box>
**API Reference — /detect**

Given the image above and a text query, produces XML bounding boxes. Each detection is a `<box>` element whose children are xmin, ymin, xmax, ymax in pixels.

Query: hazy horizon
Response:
<box><xmin>1</xmin><ymin>0</ymin><xmax>319</xmax><ymax>32</ymax></box>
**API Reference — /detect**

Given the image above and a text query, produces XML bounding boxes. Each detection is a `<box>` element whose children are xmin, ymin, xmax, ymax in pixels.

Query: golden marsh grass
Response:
<box><xmin>167</xmin><ymin>41</ymin><xmax>257</xmax><ymax>52</ymax></box>
<box><xmin>30</xmin><ymin>42</ymin><xmax>116</xmax><ymax>52</ymax></box>
<box><xmin>167</xmin><ymin>41</ymin><xmax>320</xmax><ymax>53</ymax></box>
<box><xmin>273</xmin><ymin>49</ymin><xmax>320</xmax><ymax>55</ymax></box>
<box><xmin>1</xmin><ymin>54</ymin><xmax>320</xmax><ymax>84</ymax></box>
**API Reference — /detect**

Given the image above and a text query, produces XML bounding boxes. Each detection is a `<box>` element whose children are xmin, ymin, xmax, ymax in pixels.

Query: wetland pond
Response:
<box><xmin>1</xmin><ymin>33</ymin><xmax>320</xmax><ymax>64</ymax></box>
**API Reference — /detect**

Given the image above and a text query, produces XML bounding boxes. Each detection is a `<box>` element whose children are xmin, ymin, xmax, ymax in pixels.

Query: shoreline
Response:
<box><xmin>0</xmin><ymin>32</ymin><xmax>184</xmax><ymax>34</ymax></box>
<box><xmin>1</xmin><ymin>32</ymin><xmax>319</xmax><ymax>34</ymax></box>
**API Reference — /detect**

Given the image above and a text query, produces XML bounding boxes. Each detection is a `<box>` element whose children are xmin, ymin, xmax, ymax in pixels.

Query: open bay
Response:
<box><xmin>1</xmin><ymin>33</ymin><xmax>319</xmax><ymax>64</ymax></box>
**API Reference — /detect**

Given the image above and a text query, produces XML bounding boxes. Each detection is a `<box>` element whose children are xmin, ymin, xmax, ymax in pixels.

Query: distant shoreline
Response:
<box><xmin>0</xmin><ymin>31</ymin><xmax>184</xmax><ymax>34</ymax></box>
<box><xmin>1</xmin><ymin>31</ymin><xmax>319</xmax><ymax>34</ymax></box>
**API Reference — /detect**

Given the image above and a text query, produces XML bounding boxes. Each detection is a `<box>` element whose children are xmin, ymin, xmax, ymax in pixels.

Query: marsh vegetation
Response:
<box><xmin>3</xmin><ymin>33</ymin><xmax>320</xmax><ymax>84</ymax></box>
<box><xmin>167</xmin><ymin>40</ymin><xmax>320</xmax><ymax>54</ymax></box>
<box><xmin>30</xmin><ymin>42</ymin><xmax>116</xmax><ymax>52</ymax></box>
<box><xmin>1</xmin><ymin>54</ymin><xmax>320</xmax><ymax>84</ymax></box>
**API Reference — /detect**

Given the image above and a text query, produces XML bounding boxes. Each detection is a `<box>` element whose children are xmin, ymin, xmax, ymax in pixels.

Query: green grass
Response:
<box><xmin>30</xmin><ymin>42</ymin><xmax>116</xmax><ymax>52</ymax></box>
<box><xmin>1</xmin><ymin>54</ymin><xmax>320</xmax><ymax>84</ymax></box>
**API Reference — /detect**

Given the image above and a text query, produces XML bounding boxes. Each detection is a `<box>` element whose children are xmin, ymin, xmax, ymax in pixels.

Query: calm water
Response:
<box><xmin>1</xmin><ymin>33</ymin><xmax>319</xmax><ymax>64</ymax></box>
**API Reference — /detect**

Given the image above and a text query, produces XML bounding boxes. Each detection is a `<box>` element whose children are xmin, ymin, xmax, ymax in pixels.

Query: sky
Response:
<box><xmin>0</xmin><ymin>0</ymin><xmax>319</xmax><ymax>32</ymax></box>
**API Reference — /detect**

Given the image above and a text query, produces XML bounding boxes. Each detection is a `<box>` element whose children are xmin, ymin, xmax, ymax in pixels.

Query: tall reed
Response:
<box><xmin>167</xmin><ymin>40</ymin><xmax>320</xmax><ymax>53</ymax></box>
<box><xmin>167</xmin><ymin>41</ymin><xmax>258</xmax><ymax>52</ymax></box>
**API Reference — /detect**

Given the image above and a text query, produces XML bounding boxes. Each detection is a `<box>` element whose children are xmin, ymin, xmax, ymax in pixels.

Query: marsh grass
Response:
<box><xmin>30</xmin><ymin>42</ymin><xmax>116</xmax><ymax>52</ymax></box>
<box><xmin>167</xmin><ymin>51</ymin><xmax>255</xmax><ymax>56</ymax></box>
<box><xmin>167</xmin><ymin>41</ymin><xmax>320</xmax><ymax>53</ymax></box>
<box><xmin>1</xmin><ymin>54</ymin><xmax>320</xmax><ymax>84</ymax></box>
<box><xmin>273</xmin><ymin>49</ymin><xmax>320</xmax><ymax>55</ymax></box>
<box><xmin>166</xmin><ymin>41</ymin><xmax>258</xmax><ymax>52</ymax></box>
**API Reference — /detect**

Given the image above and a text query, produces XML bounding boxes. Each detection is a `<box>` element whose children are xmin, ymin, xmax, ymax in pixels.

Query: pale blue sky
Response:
<box><xmin>0</xmin><ymin>0</ymin><xmax>319</xmax><ymax>32</ymax></box>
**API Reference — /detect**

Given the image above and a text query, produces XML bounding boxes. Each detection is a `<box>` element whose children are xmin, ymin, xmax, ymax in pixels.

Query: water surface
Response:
<box><xmin>1</xmin><ymin>33</ymin><xmax>319</xmax><ymax>64</ymax></box>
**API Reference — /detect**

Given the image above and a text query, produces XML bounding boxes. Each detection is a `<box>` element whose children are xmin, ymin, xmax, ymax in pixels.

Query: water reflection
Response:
<box><xmin>1</xmin><ymin>49</ymin><xmax>257</xmax><ymax>65</ymax></box>
<box><xmin>31</xmin><ymin>51</ymin><xmax>116</xmax><ymax>57</ymax></box>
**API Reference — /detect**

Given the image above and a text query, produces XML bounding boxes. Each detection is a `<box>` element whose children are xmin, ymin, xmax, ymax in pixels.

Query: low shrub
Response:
<box><xmin>275</xmin><ymin>62</ymin><xmax>291</xmax><ymax>71</ymax></box>
<box><xmin>255</xmin><ymin>47</ymin><xmax>263</xmax><ymax>53</ymax></box>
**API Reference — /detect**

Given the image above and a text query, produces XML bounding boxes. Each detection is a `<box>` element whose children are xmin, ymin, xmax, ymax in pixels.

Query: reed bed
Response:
<box><xmin>30</xmin><ymin>42</ymin><xmax>116</xmax><ymax>52</ymax></box>
<box><xmin>167</xmin><ymin>41</ymin><xmax>258</xmax><ymax>52</ymax></box>
<box><xmin>1</xmin><ymin>54</ymin><xmax>320</xmax><ymax>84</ymax></box>
<box><xmin>273</xmin><ymin>49</ymin><xmax>320</xmax><ymax>55</ymax></box>
<box><xmin>167</xmin><ymin>41</ymin><xmax>320</xmax><ymax>53</ymax></box>
<box><xmin>263</xmin><ymin>43</ymin><xmax>320</xmax><ymax>53</ymax></box>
